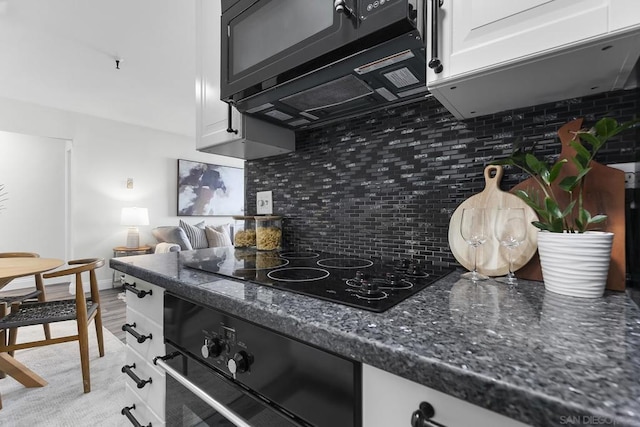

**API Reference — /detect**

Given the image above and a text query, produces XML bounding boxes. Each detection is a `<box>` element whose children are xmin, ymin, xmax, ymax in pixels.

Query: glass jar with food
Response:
<box><xmin>255</xmin><ymin>216</ymin><xmax>282</xmax><ymax>251</ymax></box>
<box><xmin>233</xmin><ymin>216</ymin><xmax>256</xmax><ymax>248</ymax></box>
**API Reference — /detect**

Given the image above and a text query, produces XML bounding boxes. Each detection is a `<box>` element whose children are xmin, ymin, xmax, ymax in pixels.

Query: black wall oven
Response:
<box><xmin>157</xmin><ymin>293</ymin><xmax>362</xmax><ymax>426</ymax></box>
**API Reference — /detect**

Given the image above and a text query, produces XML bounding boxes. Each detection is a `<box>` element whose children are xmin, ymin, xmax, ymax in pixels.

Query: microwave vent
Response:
<box><xmin>280</xmin><ymin>75</ymin><xmax>374</xmax><ymax>112</ymax></box>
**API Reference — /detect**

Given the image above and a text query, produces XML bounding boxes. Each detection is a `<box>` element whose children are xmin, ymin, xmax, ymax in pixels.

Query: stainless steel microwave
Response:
<box><xmin>220</xmin><ymin>0</ymin><xmax>427</xmax><ymax>129</ymax></box>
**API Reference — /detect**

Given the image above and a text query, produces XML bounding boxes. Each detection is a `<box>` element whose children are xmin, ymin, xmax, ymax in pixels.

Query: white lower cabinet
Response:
<box><xmin>124</xmin><ymin>383</ymin><xmax>165</xmax><ymax>427</ymax></box>
<box><xmin>362</xmin><ymin>364</ymin><xmax>530</xmax><ymax>427</ymax></box>
<box><xmin>121</xmin><ymin>276</ymin><xmax>165</xmax><ymax>427</ymax></box>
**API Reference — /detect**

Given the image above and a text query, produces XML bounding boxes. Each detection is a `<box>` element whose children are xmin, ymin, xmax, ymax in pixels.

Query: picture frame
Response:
<box><xmin>177</xmin><ymin>159</ymin><xmax>244</xmax><ymax>216</ymax></box>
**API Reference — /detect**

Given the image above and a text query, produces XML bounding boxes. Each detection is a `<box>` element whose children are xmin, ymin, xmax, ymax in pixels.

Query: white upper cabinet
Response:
<box><xmin>195</xmin><ymin>0</ymin><xmax>294</xmax><ymax>159</ymax></box>
<box><xmin>438</xmin><ymin>0</ymin><xmax>609</xmax><ymax>79</ymax></box>
<box><xmin>195</xmin><ymin>0</ymin><xmax>232</xmax><ymax>150</ymax></box>
<box><xmin>427</xmin><ymin>0</ymin><xmax>640</xmax><ymax>119</ymax></box>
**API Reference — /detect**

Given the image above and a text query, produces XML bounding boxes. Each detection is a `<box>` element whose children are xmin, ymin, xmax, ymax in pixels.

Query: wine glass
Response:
<box><xmin>494</xmin><ymin>208</ymin><xmax>527</xmax><ymax>285</ymax></box>
<box><xmin>460</xmin><ymin>208</ymin><xmax>488</xmax><ymax>282</ymax></box>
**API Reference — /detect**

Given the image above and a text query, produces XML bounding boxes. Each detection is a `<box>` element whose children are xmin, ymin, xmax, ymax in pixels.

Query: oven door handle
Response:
<box><xmin>154</xmin><ymin>358</ymin><xmax>253</xmax><ymax>427</ymax></box>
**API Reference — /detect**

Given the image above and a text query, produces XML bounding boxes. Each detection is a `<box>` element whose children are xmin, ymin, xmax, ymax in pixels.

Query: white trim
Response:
<box><xmin>65</xmin><ymin>140</ymin><xmax>73</xmax><ymax>261</ymax></box>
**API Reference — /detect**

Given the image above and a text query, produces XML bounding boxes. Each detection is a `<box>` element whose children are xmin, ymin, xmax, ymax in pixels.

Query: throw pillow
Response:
<box><xmin>152</xmin><ymin>226</ymin><xmax>193</xmax><ymax>251</ymax></box>
<box><xmin>211</xmin><ymin>223</ymin><xmax>233</xmax><ymax>246</ymax></box>
<box><xmin>179</xmin><ymin>220</ymin><xmax>208</xmax><ymax>249</ymax></box>
<box><xmin>205</xmin><ymin>226</ymin><xmax>231</xmax><ymax>247</ymax></box>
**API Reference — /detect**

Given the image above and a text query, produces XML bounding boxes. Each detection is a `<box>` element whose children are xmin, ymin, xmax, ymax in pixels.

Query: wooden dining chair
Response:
<box><xmin>0</xmin><ymin>258</ymin><xmax>105</xmax><ymax>393</ymax></box>
<box><xmin>0</xmin><ymin>252</ymin><xmax>51</xmax><ymax>346</ymax></box>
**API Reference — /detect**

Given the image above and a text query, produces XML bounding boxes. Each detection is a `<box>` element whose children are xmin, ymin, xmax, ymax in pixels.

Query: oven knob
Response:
<box><xmin>201</xmin><ymin>337</ymin><xmax>223</xmax><ymax>359</ymax></box>
<box><xmin>227</xmin><ymin>351</ymin><xmax>252</xmax><ymax>374</ymax></box>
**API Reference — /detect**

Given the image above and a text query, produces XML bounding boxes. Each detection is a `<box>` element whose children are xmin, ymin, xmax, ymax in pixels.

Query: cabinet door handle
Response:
<box><xmin>411</xmin><ymin>401</ymin><xmax>446</xmax><ymax>427</ymax></box>
<box><xmin>226</xmin><ymin>103</ymin><xmax>238</xmax><ymax>134</ymax></box>
<box><xmin>123</xmin><ymin>282</ymin><xmax>152</xmax><ymax>299</ymax></box>
<box><xmin>428</xmin><ymin>0</ymin><xmax>444</xmax><ymax>74</ymax></box>
<box><xmin>334</xmin><ymin>0</ymin><xmax>358</xmax><ymax>27</ymax></box>
<box><xmin>121</xmin><ymin>404</ymin><xmax>152</xmax><ymax>427</ymax></box>
<box><xmin>122</xmin><ymin>323</ymin><xmax>152</xmax><ymax>344</ymax></box>
<box><xmin>121</xmin><ymin>363</ymin><xmax>153</xmax><ymax>389</ymax></box>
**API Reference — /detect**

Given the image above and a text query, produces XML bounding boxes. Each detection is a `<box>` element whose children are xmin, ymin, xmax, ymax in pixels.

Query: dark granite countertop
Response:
<box><xmin>111</xmin><ymin>250</ymin><xmax>640</xmax><ymax>427</ymax></box>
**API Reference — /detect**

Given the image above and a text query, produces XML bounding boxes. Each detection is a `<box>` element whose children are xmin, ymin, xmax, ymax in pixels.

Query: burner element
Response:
<box><xmin>267</xmin><ymin>267</ymin><xmax>330</xmax><ymax>282</ymax></box>
<box><xmin>354</xmin><ymin>279</ymin><xmax>387</xmax><ymax>300</ymax></box>
<box><xmin>279</xmin><ymin>251</ymin><xmax>320</xmax><ymax>259</ymax></box>
<box><xmin>317</xmin><ymin>258</ymin><xmax>374</xmax><ymax>269</ymax></box>
<box><xmin>394</xmin><ymin>259</ymin><xmax>429</xmax><ymax>278</ymax></box>
<box><xmin>372</xmin><ymin>274</ymin><xmax>413</xmax><ymax>290</ymax></box>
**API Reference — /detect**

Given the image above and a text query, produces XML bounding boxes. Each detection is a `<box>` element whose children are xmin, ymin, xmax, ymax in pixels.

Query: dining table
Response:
<box><xmin>0</xmin><ymin>257</ymin><xmax>64</xmax><ymax>390</ymax></box>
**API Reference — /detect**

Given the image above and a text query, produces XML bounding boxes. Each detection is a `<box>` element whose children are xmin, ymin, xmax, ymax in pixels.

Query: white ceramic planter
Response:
<box><xmin>537</xmin><ymin>231</ymin><xmax>614</xmax><ymax>298</ymax></box>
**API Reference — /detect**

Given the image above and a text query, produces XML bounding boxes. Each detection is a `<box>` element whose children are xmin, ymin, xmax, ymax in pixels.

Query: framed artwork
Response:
<box><xmin>177</xmin><ymin>159</ymin><xmax>244</xmax><ymax>216</ymax></box>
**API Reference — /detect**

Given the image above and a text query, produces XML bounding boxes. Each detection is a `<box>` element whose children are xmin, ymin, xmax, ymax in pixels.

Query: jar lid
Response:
<box><xmin>255</xmin><ymin>215</ymin><xmax>282</xmax><ymax>221</ymax></box>
<box><xmin>232</xmin><ymin>215</ymin><xmax>255</xmax><ymax>220</ymax></box>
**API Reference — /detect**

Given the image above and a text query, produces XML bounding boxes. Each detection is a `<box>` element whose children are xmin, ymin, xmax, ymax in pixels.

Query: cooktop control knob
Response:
<box><xmin>201</xmin><ymin>337</ymin><xmax>223</xmax><ymax>359</ymax></box>
<box><xmin>227</xmin><ymin>351</ymin><xmax>253</xmax><ymax>375</ymax></box>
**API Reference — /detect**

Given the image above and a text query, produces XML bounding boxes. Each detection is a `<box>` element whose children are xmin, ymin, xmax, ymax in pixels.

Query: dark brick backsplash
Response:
<box><xmin>246</xmin><ymin>89</ymin><xmax>640</xmax><ymax>267</ymax></box>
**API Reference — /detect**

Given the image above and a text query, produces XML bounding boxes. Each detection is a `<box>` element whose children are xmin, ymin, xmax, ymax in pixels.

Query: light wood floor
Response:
<box><xmin>0</xmin><ymin>282</ymin><xmax>126</xmax><ymax>343</ymax></box>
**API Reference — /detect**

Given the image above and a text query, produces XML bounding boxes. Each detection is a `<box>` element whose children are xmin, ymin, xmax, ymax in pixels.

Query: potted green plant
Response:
<box><xmin>493</xmin><ymin>116</ymin><xmax>638</xmax><ymax>298</ymax></box>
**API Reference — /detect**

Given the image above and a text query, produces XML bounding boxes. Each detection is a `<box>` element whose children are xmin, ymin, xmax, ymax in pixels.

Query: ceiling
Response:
<box><xmin>0</xmin><ymin>0</ymin><xmax>197</xmax><ymax>136</ymax></box>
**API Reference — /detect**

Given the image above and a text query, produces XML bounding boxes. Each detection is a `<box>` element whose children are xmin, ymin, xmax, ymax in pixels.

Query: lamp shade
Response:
<box><xmin>120</xmin><ymin>207</ymin><xmax>149</xmax><ymax>226</ymax></box>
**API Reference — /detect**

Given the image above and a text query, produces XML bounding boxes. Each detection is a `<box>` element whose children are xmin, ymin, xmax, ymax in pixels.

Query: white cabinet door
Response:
<box><xmin>123</xmin><ymin>276</ymin><xmax>166</xmax><ymax>424</ymax></box>
<box><xmin>124</xmin><ymin>383</ymin><xmax>166</xmax><ymax>427</ymax></box>
<box><xmin>429</xmin><ymin>0</ymin><xmax>612</xmax><ymax>82</ymax></box>
<box><xmin>196</xmin><ymin>0</ymin><xmax>236</xmax><ymax>151</ymax></box>
<box><xmin>426</xmin><ymin>0</ymin><xmax>640</xmax><ymax>119</ymax></box>
<box><xmin>362</xmin><ymin>364</ymin><xmax>530</xmax><ymax>427</ymax></box>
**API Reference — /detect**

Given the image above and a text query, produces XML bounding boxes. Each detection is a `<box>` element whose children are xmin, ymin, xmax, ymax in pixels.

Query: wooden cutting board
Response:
<box><xmin>512</xmin><ymin>118</ymin><xmax>626</xmax><ymax>291</ymax></box>
<box><xmin>448</xmin><ymin>165</ymin><xmax>538</xmax><ymax>277</ymax></box>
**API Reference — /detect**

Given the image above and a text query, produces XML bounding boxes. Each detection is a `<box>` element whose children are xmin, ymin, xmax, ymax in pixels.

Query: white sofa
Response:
<box><xmin>151</xmin><ymin>221</ymin><xmax>234</xmax><ymax>253</ymax></box>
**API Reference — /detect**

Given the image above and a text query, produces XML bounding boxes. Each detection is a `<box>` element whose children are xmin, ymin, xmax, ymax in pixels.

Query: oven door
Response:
<box><xmin>221</xmin><ymin>0</ymin><xmax>359</xmax><ymax>102</ymax></box>
<box><xmin>157</xmin><ymin>343</ymin><xmax>306</xmax><ymax>427</ymax></box>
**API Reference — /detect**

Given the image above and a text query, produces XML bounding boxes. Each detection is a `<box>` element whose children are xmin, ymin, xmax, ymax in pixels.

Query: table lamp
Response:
<box><xmin>121</xmin><ymin>207</ymin><xmax>149</xmax><ymax>248</ymax></box>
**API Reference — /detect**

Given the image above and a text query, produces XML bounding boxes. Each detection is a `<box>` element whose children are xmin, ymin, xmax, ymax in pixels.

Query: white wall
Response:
<box><xmin>0</xmin><ymin>97</ymin><xmax>244</xmax><ymax>289</ymax></box>
<box><xmin>0</xmin><ymin>132</ymin><xmax>68</xmax><ymax>259</ymax></box>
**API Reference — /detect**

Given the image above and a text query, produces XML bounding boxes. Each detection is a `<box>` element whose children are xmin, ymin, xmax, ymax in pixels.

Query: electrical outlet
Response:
<box><xmin>609</xmin><ymin>162</ymin><xmax>640</xmax><ymax>189</ymax></box>
<box><xmin>257</xmin><ymin>190</ymin><xmax>273</xmax><ymax>215</ymax></box>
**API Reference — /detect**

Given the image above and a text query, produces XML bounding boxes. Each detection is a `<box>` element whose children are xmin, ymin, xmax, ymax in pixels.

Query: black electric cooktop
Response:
<box><xmin>182</xmin><ymin>247</ymin><xmax>452</xmax><ymax>312</ymax></box>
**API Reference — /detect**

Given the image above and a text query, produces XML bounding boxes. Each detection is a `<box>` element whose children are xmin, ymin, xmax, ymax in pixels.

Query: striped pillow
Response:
<box><xmin>179</xmin><ymin>220</ymin><xmax>208</xmax><ymax>249</ymax></box>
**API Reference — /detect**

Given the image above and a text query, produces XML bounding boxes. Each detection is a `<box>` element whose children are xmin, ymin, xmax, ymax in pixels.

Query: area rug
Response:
<box><xmin>0</xmin><ymin>321</ymin><xmax>127</xmax><ymax>426</ymax></box>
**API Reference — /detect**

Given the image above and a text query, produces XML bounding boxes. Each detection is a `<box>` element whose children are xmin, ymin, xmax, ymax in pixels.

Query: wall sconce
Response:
<box><xmin>120</xmin><ymin>207</ymin><xmax>149</xmax><ymax>248</ymax></box>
